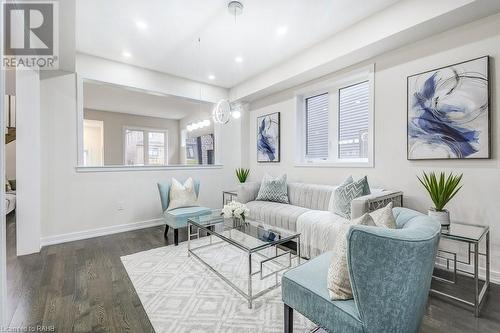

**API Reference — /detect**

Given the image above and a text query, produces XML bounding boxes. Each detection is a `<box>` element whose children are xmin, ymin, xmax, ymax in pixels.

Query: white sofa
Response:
<box><xmin>237</xmin><ymin>181</ymin><xmax>402</xmax><ymax>258</ymax></box>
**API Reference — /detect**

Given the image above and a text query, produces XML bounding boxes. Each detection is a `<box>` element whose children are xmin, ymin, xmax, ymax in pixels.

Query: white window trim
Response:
<box><xmin>294</xmin><ymin>64</ymin><xmax>375</xmax><ymax>168</ymax></box>
<box><xmin>122</xmin><ymin>126</ymin><xmax>169</xmax><ymax>166</ymax></box>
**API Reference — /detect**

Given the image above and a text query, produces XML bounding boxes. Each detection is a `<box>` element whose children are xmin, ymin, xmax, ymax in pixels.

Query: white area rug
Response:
<box><xmin>121</xmin><ymin>233</ymin><xmax>315</xmax><ymax>333</ymax></box>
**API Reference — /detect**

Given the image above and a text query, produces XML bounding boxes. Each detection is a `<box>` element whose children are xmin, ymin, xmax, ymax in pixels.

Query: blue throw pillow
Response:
<box><xmin>256</xmin><ymin>174</ymin><xmax>289</xmax><ymax>204</ymax></box>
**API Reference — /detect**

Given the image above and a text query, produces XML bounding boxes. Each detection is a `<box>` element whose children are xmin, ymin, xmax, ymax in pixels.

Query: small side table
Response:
<box><xmin>431</xmin><ymin>222</ymin><xmax>490</xmax><ymax>316</ymax></box>
<box><xmin>222</xmin><ymin>190</ymin><xmax>237</xmax><ymax>206</ymax></box>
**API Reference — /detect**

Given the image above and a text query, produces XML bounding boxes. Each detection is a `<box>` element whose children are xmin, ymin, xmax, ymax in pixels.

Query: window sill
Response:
<box><xmin>295</xmin><ymin>161</ymin><xmax>373</xmax><ymax>168</ymax></box>
<box><xmin>75</xmin><ymin>164</ymin><xmax>224</xmax><ymax>173</ymax></box>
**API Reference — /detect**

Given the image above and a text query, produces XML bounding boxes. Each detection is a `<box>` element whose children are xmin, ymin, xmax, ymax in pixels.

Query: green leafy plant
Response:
<box><xmin>235</xmin><ymin>168</ymin><xmax>250</xmax><ymax>183</ymax></box>
<box><xmin>417</xmin><ymin>171</ymin><xmax>463</xmax><ymax>211</ymax></box>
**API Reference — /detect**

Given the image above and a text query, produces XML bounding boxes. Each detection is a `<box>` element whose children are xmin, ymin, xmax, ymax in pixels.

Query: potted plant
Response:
<box><xmin>417</xmin><ymin>171</ymin><xmax>463</xmax><ymax>227</ymax></box>
<box><xmin>235</xmin><ymin>168</ymin><xmax>250</xmax><ymax>183</ymax></box>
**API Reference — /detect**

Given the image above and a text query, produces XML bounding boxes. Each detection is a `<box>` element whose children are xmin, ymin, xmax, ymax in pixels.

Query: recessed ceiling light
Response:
<box><xmin>276</xmin><ymin>26</ymin><xmax>288</xmax><ymax>36</ymax></box>
<box><xmin>235</xmin><ymin>56</ymin><xmax>243</xmax><ymax>63</ymax></box>
<box><xmin>208</xmin><ymin>74</ymin><xmax>215</xmax><ymax>80</ymax></box>
<box><xmin>135</xmin><ymin>20</ymin><xmax>148</xmax><ymax>30</ymax></box>
<box><xmin>122</xmin><ymin>51</ymin><xmax>132</xmax><ymax>58</ymax></box>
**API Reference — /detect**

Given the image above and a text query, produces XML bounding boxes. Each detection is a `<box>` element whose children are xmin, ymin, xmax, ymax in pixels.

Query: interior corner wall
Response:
<box><xmin>40</xmin><ymin>73</ymin><xmax>242</xmax><ymax>243</ymax></box>
<box><xmin>16</xmin><ymin>69</ymin><xmax>42</xmax><ymax>255</ymax></box>
<box><xmin>248</xmin><ymin>13</ymin><xmax>500</xmax><ymax>278</ymax></box>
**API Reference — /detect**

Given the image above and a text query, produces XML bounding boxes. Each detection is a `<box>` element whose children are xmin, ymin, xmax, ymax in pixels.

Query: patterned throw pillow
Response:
<box><xmin>370</xmin><ymin>202</ymin><xmax>396</xmax><ymax>229</ymax></box>
<box><xmin>359</xmin><ymin>176</ymin><xmax>371</xmax><ymax>196</ymax></box>
<box><xmin>256</xmin><ymin>174</ymin><xmax>289</xmax><ymax>204</ymax></box>
<box><xmin>167</xmin><ymin>178</ymin><xmax>198</xmax><ymax>211</ymax></box>
<box><xmin>333</xmin><ymin>177</ymin><xmax>366</xmax><ymax>218</ymax></box>
<box><xmin>327</xmin><ymin>213</ymin><xmax>376</xmax><ymax>300</ymax></box>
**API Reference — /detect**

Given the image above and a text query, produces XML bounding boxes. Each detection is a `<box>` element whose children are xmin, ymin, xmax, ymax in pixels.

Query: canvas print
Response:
<box><xmin>407</xmin><ymin>56</ymin><xmax>490</xmax><ymax>160</ymax></box>
<box><xmin>257</xmin><ymin>112</ymin><xmax>280</xmax><ymax>162</ymax></box>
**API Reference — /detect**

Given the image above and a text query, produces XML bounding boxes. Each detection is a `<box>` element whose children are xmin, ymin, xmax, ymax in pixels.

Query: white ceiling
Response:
<box><xmin>83</xmin><ymin>81</ymin><xmax>212</xmax><ymax>120</ymax></box>
<box><xmin>76</xmin><ymin>0</ymin><xmax>401</xmax><ymax>88</ymax></box>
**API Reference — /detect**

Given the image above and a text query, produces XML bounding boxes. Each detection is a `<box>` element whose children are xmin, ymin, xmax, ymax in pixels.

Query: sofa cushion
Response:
<box><xmin>246</xmin><ymin>201</ymin><xmax>308</xmax><ymax>231</ymax></box>
<box><xmin>163</xmin><ymin>206</ymin><xmax>212</xmax><ymax>228</ymax></box>
<box><xmin>333</xmin><ymin>180</ymin><xmax>364</xmax><ymax>219</ymax></box>
<box><xmin>370</xmin><ymin>202</ymin><xmax>396</xmax><ymax>229</ymax></box>
<box><xmin>287</xmin><ymin>182</ymin><xmax>335</xmax><ymax>211</ymax></box>
<box><xmin>327</xmin><ymin>214</ymin><xmax>376</xmax><ymax>300</ymax></box>
<box><xmin>256</xmin><ymin>174</ymin><xmax>289</xmax><ymax>203</ymax></box>
<box><xmin>167</xmin><ymin>178</ymin><xmax>198</xmax><ymax>211</ymax></box>
<box><xmin>282</xmin><ymin>252</ymin><xmax>363</xmax><ymax>333</ymax></box>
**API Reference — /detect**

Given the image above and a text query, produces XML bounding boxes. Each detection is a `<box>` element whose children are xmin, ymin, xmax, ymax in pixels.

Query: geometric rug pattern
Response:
<box><xmin>121</xmin><ymin>234</ymin><xmax>315</xmax><ymax>332</ymax></box>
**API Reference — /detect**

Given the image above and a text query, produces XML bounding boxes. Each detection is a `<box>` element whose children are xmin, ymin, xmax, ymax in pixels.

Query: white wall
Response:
<box><xmin>76</xmin><ymin>53</ymin><xmax>228</xmax><ymax>104</ymax></box>
<box><xmin>40</xmin><ymin>73</ymin><xmax>242</xmax><ymax>244</ymax></box>
<box><xmin>16</xmin><ymin>69</ymin><xmax>42</xmax><ymax>255</ymax></box>
<box><xmin>248</xmin><ymin>13</ymin><xmax>500</xmax><ymax>277</ymax></box>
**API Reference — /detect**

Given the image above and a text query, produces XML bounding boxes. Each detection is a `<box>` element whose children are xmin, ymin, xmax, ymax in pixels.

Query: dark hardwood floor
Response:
<box><xmin>6</xmin><ymin>214</ymin><xmax>500</xmax><ymax>332</ymax></box>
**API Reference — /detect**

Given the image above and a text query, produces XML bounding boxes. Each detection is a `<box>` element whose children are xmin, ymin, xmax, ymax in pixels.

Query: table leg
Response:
<box><xmin>187</xmin><ymin>223</ymin><xmax>191</xmax><ymax>257</ymax></box>
<box><xmin>248</xmin><ymin>252</ymin><xmax>253</xmax><ymax>309</ymax></box>
<box><xmin>474</xmin><ymin>241</ymin><xmax>479</xmax><ymax>317</ymax></box>
<box><xmin>297</xmin><ymin>236</ymin><xmax>301</xmax><ymax>264</ymax></box>
<box><xmin>486</xmin><ymin>231</ymin><xmax>490</xmax><ymax>289</ymax></box>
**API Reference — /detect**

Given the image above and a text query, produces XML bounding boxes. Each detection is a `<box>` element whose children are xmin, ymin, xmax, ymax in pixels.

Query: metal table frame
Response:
<box><xmin>187</xmin><ymin>217</ymin><xmax>301</xmax><ymax>309</ymax></box>
<box><xmin>431</xmin><ymin>223</ymin><xmax>490</xmax><ymax>317</ymax></box>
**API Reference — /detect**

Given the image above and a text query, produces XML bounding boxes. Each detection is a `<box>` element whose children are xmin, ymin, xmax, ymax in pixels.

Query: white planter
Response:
<box><xmin>428</xmin><ymin>208</ymin><xmax>450</xmax><ymax>227</ymax></box>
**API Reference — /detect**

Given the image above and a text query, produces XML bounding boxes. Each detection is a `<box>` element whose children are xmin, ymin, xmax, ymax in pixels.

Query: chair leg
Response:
<box><xmin>284</xmin><ymin>304</ymin><xmax>293</xmax><ymax>333</ymax></box>
<box><xmin>174</xmin><ymin>229</ymin><xmax>179</xmax><ymax>246</ymax></box>
<box><xmin>164</xmin><ymin>225</ymin><xmax>169</xmax><ymax>238</ymax></box>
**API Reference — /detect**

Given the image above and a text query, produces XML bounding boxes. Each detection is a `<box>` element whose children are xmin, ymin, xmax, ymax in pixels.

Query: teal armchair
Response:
<box><xmin>282</xmin><ymin>207</ymin><xmax>441</xmax><ymax>333</ymax></box>
<box><xmin>157</xmin><ymin>180</ymin><xmax>211</xmax><ymax>245</ymax></box>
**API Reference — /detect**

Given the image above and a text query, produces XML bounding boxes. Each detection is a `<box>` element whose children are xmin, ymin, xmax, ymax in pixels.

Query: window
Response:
<box><xmin>124</xmin><ymin>127</ymin><xmax>168</xmax><ymax>166</ymax></box>
<box><xmin>338</xmin><ymin>81</ymin><xmax>369</xmax><ymax>160</ymax></box>
<box><xmin>297</xmin><ymin>67</ymin><xmax>373</xmax><ymax>167</ymax></box>
<box><xmin>305</xmin><ymin>93</ymin><xmax>329</xmax><ymax>159</ymax></box>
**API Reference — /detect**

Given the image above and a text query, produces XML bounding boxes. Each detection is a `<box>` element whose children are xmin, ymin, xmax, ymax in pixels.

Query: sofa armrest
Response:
<box><xmin>237</xmin><ymin>182</ymin><xmax>261</xmax><ymax>203</ymax></box>
<box><xmin>350</xmin><ymin>190</ymin><xmax>403</xmax><ymax>219</ymax></box>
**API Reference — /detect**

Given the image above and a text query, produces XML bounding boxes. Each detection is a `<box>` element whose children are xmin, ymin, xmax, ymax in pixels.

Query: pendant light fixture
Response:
<box><xmin>212</xmin><ymin>1</ymin><xmax>244</xmax><ymax>124</ymax></box>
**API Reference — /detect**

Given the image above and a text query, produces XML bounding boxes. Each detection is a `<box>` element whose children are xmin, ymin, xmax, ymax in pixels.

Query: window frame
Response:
<box><xmin>295</xmin><ymin>65</ymin><xmax>374</xmax><ymax>168</ymax></box>
<box><xmin>122</xmin><ymin>126</ymin><xmax>169</xmax><ymax>166</ymax></box>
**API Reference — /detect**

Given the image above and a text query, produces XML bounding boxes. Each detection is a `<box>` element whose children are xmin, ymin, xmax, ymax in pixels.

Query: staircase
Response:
<box><xmin>5</xmin><ymin>95</ymin><xmax>16</xmax><ymax>144</ymax></box>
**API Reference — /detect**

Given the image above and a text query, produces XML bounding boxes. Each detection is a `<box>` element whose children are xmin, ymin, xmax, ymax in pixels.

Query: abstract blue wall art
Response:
<box><xmin>257</xmin><ymin>112</ymin><xmax>280</xmax><ymax>162</ymax></box>
<box><xmin>407</xmin><ymin>56</ymin><xmax>490</xmax><ymax>160</ymax></box>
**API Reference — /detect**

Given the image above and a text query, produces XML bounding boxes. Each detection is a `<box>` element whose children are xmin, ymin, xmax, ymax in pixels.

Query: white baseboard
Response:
<box><xmin>40</xmin><ymin>218</ymin><xmax>165</xmax><ymax>247</ymax></box>
<box><xmin>435</xmin><ymin>257</ymin><xmax>500</xmax><ymax>285</ymax></box>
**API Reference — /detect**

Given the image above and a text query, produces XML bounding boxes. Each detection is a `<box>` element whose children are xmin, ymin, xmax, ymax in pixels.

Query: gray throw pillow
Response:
<box><xmin>334</xmin><ymin>177</ymin><xmax>366</xmax><ymax>218</ymax></box>
<box><xmin>256</xmin><ymin>174</ymin><xmax>289</xmax><ymax>204</ymax></box>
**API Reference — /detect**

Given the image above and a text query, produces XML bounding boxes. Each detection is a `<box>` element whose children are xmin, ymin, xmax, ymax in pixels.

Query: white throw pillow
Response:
<box><xmin>327</xmin><ymin>213</ymin><xmax>376</xmax><ymax>300</ymax></box>
<box><xmin>370</xmin><ymin>202</ymin><xmax>396</xmax><ymax>229</ymax></box>
<box><xmin>167</xmin><ymin>178</ymin><xmax>198</xmax><ymax>211</ymax></box>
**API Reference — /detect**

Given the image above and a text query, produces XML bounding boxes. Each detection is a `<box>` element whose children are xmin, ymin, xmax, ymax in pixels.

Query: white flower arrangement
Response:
<box><xmin>222</xmin><ymin>201</ymin><xmax>250</xmax><ymax>221</ymax></box>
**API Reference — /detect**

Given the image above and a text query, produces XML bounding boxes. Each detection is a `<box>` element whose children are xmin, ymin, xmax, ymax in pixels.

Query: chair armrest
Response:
<box><xmin>350</xmin><ymin>190</ymin><xmax>403</xmax><ymax>219</ymax></box>
<box><xmin>346</xmin><ymin>216</ymin><xmax>440</xmax><ymax>333</ymax></box>
<box><xmin>237</xmin><ymin>182</ymin><xmax>261</xmax><ymax>203</ymax></box>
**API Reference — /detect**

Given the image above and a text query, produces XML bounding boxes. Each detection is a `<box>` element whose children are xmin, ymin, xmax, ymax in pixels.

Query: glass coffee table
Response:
<box><xmin>188</xmin><ymin>210</ymin><xmax>301</xmax><ymax>309</ymax></box>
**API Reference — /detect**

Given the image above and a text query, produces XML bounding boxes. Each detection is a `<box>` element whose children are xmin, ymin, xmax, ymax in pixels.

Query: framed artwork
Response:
<box><xmin>257</xmin><ymin>112</ymin><xmax>280</xmax><ymax>162</ymax></box>
<box><xmin>407</xmin><ymin>56</ymin><xmax>490</xmax><ymax>160</ymax></box>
